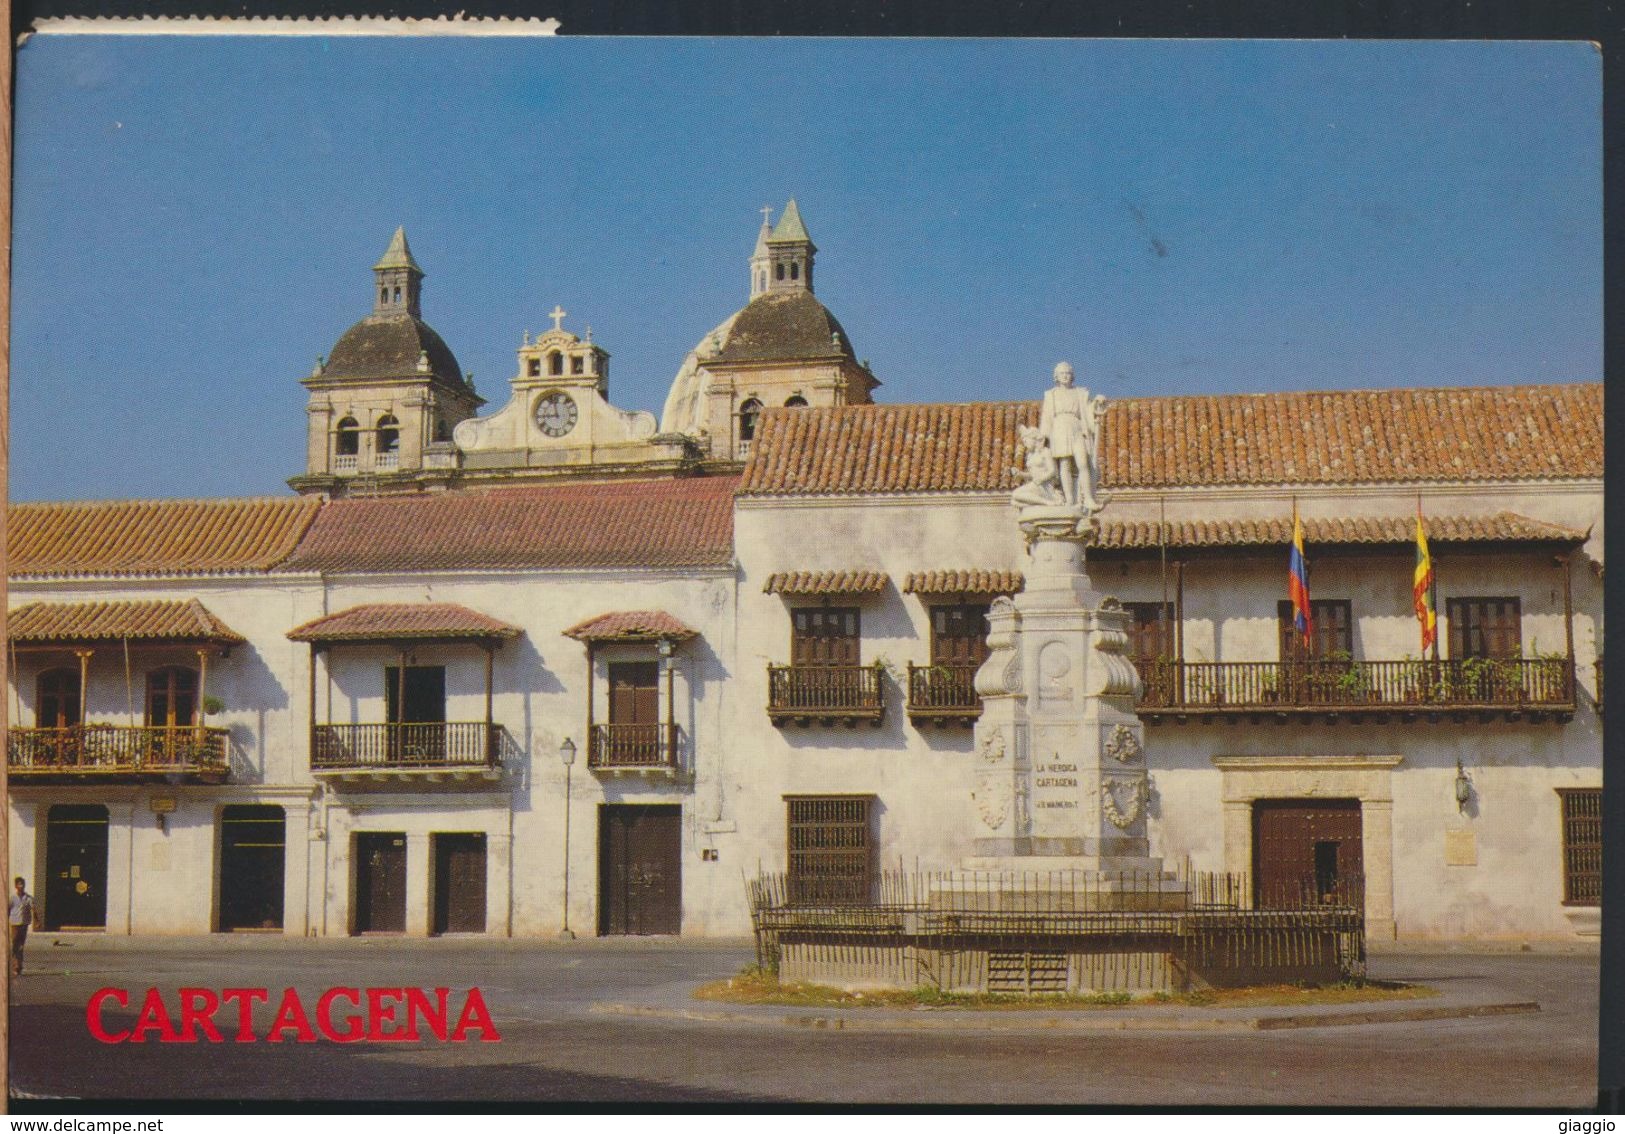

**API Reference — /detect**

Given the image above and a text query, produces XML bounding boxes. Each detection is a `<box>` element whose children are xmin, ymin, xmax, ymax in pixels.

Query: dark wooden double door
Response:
<box><xmin>1253</xmin><ymin>799</ymin><xmax>1363</xmax><ymax>908</ymax></box>
<box><xmin>433</xmin><ymin>833</ymin><xmax>487</xmax><ymax>935</ymax></box>
<box><xmin>353</xmin><ymin>831</ymin><xmax>486</xmax><ymax>934</ymax></box>
<box><xmin>354</xmin><ymin>833</ymin><xmax>408</xmax><ymax>933</ymax></box>
<box><xmin>599</xmin><ymin>805</ymin><xmax>681</xmax><ymax>936</ymax></box>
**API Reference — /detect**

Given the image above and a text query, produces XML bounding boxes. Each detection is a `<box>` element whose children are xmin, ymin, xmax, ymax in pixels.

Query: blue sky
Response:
<box><xmin>9</xmin><ymin>36</ymin><xmax>1601</xmax><ymax>501</ymax></box>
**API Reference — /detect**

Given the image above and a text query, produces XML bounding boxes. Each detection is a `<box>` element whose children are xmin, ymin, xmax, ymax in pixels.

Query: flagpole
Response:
<box><xmin>1159</xmin><ymin>495</ymin><xmax>1169</xmax><ymax>657</ymax></box>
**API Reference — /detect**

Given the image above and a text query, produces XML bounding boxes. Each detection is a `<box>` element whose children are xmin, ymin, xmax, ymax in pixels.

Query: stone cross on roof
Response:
<box><xmin>549</xmin><ymin>305</ymin><xmax>567</xmax><ymax>332</ymax></box>
<box><xmin>760</xmin><ymin>205</ymin><xmax>773</xmax><ymax>226</ymax></box>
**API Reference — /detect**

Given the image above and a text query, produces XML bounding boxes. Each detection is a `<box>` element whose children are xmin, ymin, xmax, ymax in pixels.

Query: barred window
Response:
<box><xmin>786</xmin><ymin>796</ymin><xmax>873</xmax><ymax>905</ymax></box>
<box><xmin>1558</xmin><ymin>788</ymin><xmax>1601</xmax><ymax>906</ymax></box>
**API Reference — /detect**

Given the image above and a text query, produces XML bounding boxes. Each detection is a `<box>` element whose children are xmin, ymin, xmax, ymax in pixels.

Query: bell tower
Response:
<box><xmin>373</xmin><ymin>226</ymin><xmax>423</xmax><ymax>317</ymax></box>
<box><xmin>764</xmin><ymin>198</ymin><xmax>815</xmax><ymax>295</ymax></box>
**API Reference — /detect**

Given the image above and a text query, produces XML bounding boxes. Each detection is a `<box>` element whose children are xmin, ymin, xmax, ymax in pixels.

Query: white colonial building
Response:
<box><xmin>5</xmin><ymin>206</ymin><xmax>1603</xmax><ymax>942</ymax></box>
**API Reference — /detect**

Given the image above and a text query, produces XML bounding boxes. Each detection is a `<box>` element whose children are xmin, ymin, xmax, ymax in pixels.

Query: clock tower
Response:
<box><xmin>448</xmin><ymin>309</ymin><xmax>698</xmax><ymax>482</ymax></box>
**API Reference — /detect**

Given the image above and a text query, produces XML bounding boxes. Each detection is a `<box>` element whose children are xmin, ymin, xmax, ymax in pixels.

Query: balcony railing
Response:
<box><xmin>375</xmin><ymin>450</ymin><xmax>400</xmax><ymax>470</ymax></box>
<box><xmin>589</xmin><ymin>723</ymin><xmax>680</xmax><ymax>771</ymax></box>
<box><xmin>1134</xmin><ymin>657</ymin><xmax>1575</xmax><ymax>718</ymax></box>
<box><xmin>906</xmin><ymin>663</ymin><xmax>981</xmax><ymax>723</ymax></box>
<box><xmin>333</xmin><ymin>453</ymin><xmax>359</xmax><ymax>474</ymax></box>
<box><xmin>310</xmin><ymin>722</ymin><xmax>498</xmax><ymax>770</ymax></box>
<box><xmin>7</xmin><ymin>725</ymin><xmax>230</xmax><ymax>780</ymax></box>
<box><xmin>768</xmin><ymin>663</ymin><xmax>885</xmax><ymax>726</ymax></box>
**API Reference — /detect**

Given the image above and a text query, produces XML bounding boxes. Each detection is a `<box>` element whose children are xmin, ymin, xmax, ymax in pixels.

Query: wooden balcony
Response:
<box><xmin>310</xmin><ymin>722</ymin><xmax>501</xmax><ymax>781</ymax></box>
<box><xmin>588</xmin><ymin>723</ymin><xmax>681</xmax><ymax>772</ymax></box>
<box><xmin>768</xmin><ymin>663</ymin><xmax>885</xmax><ymax>727</ymax></box>
<box><xmin>1134</xmin><ymin>657</ymin><xmax>1575</xmax><ymax>723</ymax></box>
<box><xmin>906</xmin><ymin>663</ymin><xmax>981</xmax><ymax>725</ymax></box>
<box><xmin>7</xmin><ymin>725</ymin><xmax>230</xmax><ymax>782</ymax></box>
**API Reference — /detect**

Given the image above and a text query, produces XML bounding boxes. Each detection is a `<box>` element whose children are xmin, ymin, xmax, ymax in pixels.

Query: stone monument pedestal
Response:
<box><xmin>953</xmin><ymin>502</ymin><xmax>1187</xmax><ymax>915</ymax></box>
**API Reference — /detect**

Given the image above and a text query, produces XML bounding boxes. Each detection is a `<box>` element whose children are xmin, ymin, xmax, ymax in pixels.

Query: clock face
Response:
<box><xmin>534</xmin><ymin>391</ymin><xmax>578</xmax><ymax>438</ymax></box>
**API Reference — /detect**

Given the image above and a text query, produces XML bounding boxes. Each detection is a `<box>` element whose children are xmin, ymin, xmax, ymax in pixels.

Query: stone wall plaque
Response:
<box><xmin>1444</xmin><ymin>827</ymin><xmax>1477</xmax><ymax>866</ymax></box>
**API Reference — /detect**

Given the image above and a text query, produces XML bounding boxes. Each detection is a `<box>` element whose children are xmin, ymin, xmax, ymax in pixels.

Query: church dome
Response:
<box><xmin>324</xmin><ymin>312</ymin><xmax>467</xmax><ymax>389</ymax></box>
<box><xmin>710</xmin><ymin>291</ymin><xmax>858</xmax><ymax>365</ymax></box>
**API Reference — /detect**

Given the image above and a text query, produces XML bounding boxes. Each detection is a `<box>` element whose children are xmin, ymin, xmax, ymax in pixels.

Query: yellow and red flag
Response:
<box><xmin>1413</xmin><ymin>505</ymin><xmax>1437</xmax><ymax>654</ymax></box>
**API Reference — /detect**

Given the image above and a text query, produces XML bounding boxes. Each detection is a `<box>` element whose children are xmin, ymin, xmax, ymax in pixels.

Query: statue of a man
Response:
<box><xmin>1039</xmin><ymin>361</ymin><xmax>1107</xmax><ymax>512</ymax></box>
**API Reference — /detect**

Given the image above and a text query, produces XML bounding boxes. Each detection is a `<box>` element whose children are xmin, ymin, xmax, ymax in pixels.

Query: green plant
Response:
<box><xmin>870</xmin><ymin>655</ymin><xmax>902</xmax><ymax>683</ymax></box>
<box><xmin>202</xmin><ymin>695</ymin><xmax>226</xmax><ymax>717</ymax></box>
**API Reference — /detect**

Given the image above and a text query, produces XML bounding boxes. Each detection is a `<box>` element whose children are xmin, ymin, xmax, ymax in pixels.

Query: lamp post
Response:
<box><xmin>558</xmin><ymin>736</ymin><xmax>577</xmax><ymax>940</ymax></box>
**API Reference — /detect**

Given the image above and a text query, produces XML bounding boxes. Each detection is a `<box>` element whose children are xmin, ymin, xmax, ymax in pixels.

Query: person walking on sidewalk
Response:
<box><xmin>10</xmin><ymin>877</ymin><xmax>36</xmax><ymax>976</ymax></box>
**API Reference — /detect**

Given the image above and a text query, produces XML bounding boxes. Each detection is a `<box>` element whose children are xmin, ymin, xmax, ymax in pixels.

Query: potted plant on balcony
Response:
<box><xmin>1330</xmin><ymin>653</ymin><xmax>1374</xmax><ymax>703</ymax></box>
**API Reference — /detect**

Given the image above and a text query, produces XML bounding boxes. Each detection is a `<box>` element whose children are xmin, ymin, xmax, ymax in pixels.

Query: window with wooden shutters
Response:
<box><xmin>1124</xmin><ymin>602</ymin><xmax>1174</xmax><ymax>661</ymax></box>
<box><xmin>607</xmin><ymin>662</ymin><xmax>659</xmax><ymax>725</ymax></box>
<box><xmin>791</xmin><ymin>607</ymin><xmax>860</xmax><ymax>666</ymax></box>
<box><xmin>1558</xmin><ymin>788</ymin><xmax>1601</xmax><ymax>906</ymax></box>
<box><xmin>1447</xmin><ymin>597</ymin><xmax>1522</xmax><ymax>659</ymax></box>
<box><xmin>929</xmin><ymin>604</ymin><xmax>990</xmax><ymax>667</ymax></box>
<box><xmin>786</xmin><ymin>796</ymin><xmax>873</xmax><ymax>905</ymax></box>
<box><xmin>1277</xmin><ymin>599</ymin><xmax>1353</xmax><ymax>659</ymax></box>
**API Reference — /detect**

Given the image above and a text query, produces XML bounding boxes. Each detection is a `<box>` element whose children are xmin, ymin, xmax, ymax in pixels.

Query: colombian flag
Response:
<box><xmin>1289</xmin><ymin>506</ymin><xmax>1312</xmax><ymax>649</ymax></box>
<box><xmin>1413</xmin><ymin>507</ymin><xmax>1437</xmax><ymax>653</ymax></box>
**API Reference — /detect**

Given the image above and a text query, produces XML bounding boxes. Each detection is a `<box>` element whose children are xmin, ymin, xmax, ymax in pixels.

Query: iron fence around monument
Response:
<box><xmin>746</xmin><ymin>865</ymin><xmax>1366</xmax><ymax>993</ymax></box>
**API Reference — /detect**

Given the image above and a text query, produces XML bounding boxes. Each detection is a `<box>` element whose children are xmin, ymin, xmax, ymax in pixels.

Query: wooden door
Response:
<box><xmin>598</xmin><ymin>805</ymin><xmax>682</xmax><ymax>936</ymax></box>
<box><xmin>218</xmin><ymin>805</ymin><xmax>286</xmax><ymax>931</ymax></box>
<box><xmin>386</xmin><ymin>666</ymin><xmax>447</xmax><ymax>759</ymax></box>
<box><xmin>36</xmin><ymin>668</ymin><xmax>81</xmax><ymax>728</ymax></box>
<box><xmin>145</xmin><ymin>666</ymin><xmax>198</xmax><ymax>728</ymax></box>
<box><xmin>44</xmin><ymin>804</ymin><xmax>109</xmax><ymax>930</ymax></box>
<box><xmin>354</xmin><ymin>832</ymin><xmax>407</xmax><ymax>933</ymax></box>
<box><xmin>608</xmin><ymin>663</ymin><xmax>660</xmax><ymax>725</ymax></box>
<box><xmin>1252</xmin><ymin>799</ymin><xmax>1363</xmax><ymax>908</ymax></box>
<box><xmin>432</xmin><ymin>833</ymin><xmax>487</xmax><ymax>935</ymax></box>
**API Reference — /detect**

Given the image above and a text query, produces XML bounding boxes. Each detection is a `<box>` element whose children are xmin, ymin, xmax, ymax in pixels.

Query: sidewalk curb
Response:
<box><xmin>589</xmin><ymin>998</ymin><xmax>1540</xmax><ymax>1033</ymax></box>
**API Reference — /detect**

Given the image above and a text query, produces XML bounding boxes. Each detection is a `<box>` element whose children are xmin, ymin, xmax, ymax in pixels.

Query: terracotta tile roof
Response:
<box><xmin>8</xmin><ymin>599</ymin><xmax>246</xmax><ymax>644</ymax></box>
<box><xmin>1093</xmin><ymin>511</ymin><xmax>1586</xmax><ymax>550</ymax></box>
<box><xmin>287</xmin><ymin>603</ymin><xmax>521</xmax><ymax>643</ymax></box>
<box><xmin>563</xmin><ymin>611</ymin><xmax>700</xmax><ymax>642</ymax></box>
<box><xmin>763</xmin><ymin>570</ymin><xmax>890</xmax><ymax>596</ymax></box>
<box><xmin>741</xmin><ymin>402</ymin><xmax>1035</xmax><ymax>496</ymax></box>
<box><xmin>902</xmin><ymin>570</ymin><xmax>1025</xmax><ymax>596</ymax></box>
<box><xmin>8</xmin><ymin>497</ymin><xmax>321</xmax><ymax>577</ymax></box>
<box><xmin>737</xmin><ymin>384</ymin><xmax>1602</xmax><ymax>495</ymax></box>
<box><xmin>278</xmin><ymin>476</ymin><xmax>737</xmax><ymax>574</ymax></box>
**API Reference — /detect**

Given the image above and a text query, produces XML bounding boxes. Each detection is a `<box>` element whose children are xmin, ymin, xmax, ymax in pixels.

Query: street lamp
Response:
<box><xmin>1454</xmin><ymin>758</ymin><xmax>1473</xmax><ymax>814</ymax></box>
<box><xmin>558</xmin><ymin>736</ymin><xmax>577</xmax><ymax>940</ymax></box>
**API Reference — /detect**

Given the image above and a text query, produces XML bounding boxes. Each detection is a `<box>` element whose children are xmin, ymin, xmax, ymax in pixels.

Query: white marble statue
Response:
<box><xmin>1038</xmin><ymin>361</ymin><xmax>1108</xmax><ymax>513</ymax></box>
<box><xmin>1011</xmin><ymin>424</ymin><xmax>1063</xmax><ymax>507</ymax></box>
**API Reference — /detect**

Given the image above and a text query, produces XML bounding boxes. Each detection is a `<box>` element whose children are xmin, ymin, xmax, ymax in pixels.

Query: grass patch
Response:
<box><xmin>694</xmin><ymin>967</ymin><xmax>1435</xmax><ymax>1011</ymax></box>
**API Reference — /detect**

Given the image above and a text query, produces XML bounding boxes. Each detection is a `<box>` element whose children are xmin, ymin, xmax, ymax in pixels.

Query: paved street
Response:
<box><xmin>7</xmin><ymin>935</ymin><xmax>1600</xmax><ymax>1108</ymax></box>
